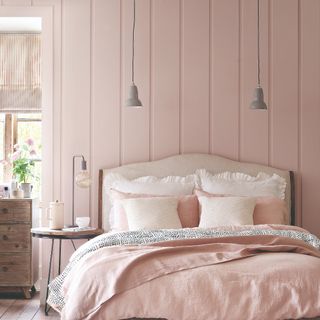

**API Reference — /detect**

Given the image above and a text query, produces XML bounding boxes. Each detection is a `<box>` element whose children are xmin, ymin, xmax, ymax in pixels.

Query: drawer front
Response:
<box><xmin>0</xmin><ymin>201</ymin><xmax>31</xmax><ymax>223</ymax></box>
<box><xmin>0</xmin><ymin>224</ymin><xmax>31</xmax><ymax>253</ymax></box>
<box><xmin>0</xmin><ymin>253</ymin><xmax>31</xmax><ymax>286</ymax></box>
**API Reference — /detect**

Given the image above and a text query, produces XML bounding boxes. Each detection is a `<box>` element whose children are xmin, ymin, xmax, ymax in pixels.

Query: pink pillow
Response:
<box><xmin>109</xmin><ymin>189</ymin><xmax>199</xmax><ymax>231</ymax></box>
<box><xmin>194</xmin><ymin>189</ymin><xmax>287</xmax><ymax>225</ymax></box>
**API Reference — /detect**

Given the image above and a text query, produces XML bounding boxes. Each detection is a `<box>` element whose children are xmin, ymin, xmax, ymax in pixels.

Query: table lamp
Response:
<box><xmin>71</xmin><ymin>155</ymin><xmax>91</xmax><ymax>227</ymax></box>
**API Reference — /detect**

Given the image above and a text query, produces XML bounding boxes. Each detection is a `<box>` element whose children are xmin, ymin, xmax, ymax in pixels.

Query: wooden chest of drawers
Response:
<box><xmin>0</xmin><ymin>199</ymin><xmax>38</xmax><ymax>298</ymax></box>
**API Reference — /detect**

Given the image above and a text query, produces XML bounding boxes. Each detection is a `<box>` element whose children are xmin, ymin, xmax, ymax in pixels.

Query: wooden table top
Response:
<box><xmin>31</xmin><ymin>227</ymin><xmax>104</xmax><ymax>239</ymax></box>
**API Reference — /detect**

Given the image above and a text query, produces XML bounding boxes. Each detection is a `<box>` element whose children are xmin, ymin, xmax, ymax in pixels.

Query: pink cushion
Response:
<box><xmin>109</xmin><ymin>189</ymin><xmax>199</xmax><ymax>231</ymax></box>
<box><xmin>194</xmin><ymin>189</ymin><xmax>287</xmax><ymax>225</ymax></box>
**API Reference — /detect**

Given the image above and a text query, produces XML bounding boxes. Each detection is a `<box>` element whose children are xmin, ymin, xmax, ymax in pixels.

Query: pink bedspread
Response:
<box><xmin>60</xmin><ymin>226</ymin><xmax>320</xmax><ymax>320</ymax></box>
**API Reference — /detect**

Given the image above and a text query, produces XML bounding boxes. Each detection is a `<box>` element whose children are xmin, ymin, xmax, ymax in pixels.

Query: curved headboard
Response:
<box><xmin>98</xmin><ymin>153</ymin><xmax>295</xmax><ymax>230</ymax></box>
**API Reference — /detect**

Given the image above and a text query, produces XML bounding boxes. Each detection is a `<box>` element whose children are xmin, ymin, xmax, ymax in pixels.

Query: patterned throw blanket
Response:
<box><xmin>48</xmin><ymin>225</ymin><xmax>320</xmax><ymax>313</ymax></box>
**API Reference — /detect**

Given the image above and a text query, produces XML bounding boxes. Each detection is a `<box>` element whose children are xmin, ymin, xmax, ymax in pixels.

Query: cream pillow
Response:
<box><xmin>121</xmin><ymin>197</ymin><xmax>182</xmax><ymax>231</ymax></box>
<box><xmin>196</xmin><ymin>169</ymin><xmax>286</xmax><ymax>200</ymax></box>
<box><xmin>198</xmin><ymin>196</ymin><xmax>256</xmax><ymax>227</ymax></box>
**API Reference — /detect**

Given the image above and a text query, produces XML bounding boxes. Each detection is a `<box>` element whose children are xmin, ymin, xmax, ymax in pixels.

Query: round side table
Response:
<box><xmin>31</xmin><ymin>227</ymin><xmax>103</xmax><ymax>316</ymax></box>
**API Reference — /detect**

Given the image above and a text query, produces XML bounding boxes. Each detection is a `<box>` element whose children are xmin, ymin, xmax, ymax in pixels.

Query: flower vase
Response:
<box><xmin>20</xmin><ymin>183</ymin><xmax>32</xmax><ymax>198</ymax></box>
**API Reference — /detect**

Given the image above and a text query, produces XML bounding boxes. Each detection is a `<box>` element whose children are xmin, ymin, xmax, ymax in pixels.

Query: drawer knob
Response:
<box><xmin>2</xmin><ymin>267</ymin><xmax>8</xmax><ymax>272</ymax></box>
<box><xmin>1</xmin><ymin>208</ymin><xmax>8</xmax><ymax>214</ymax></box>
<box><xmin>2</xmin><ymin>235</ymin><xmax>8</xmax><ymax>240</ymax></box>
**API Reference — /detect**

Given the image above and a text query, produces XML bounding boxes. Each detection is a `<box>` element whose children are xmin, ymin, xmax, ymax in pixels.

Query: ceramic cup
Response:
<box><xmin>76</xmin><ymin>217</ymin><xmax>90</xmax><ymax>228</ymax></box>
<box><xmin>11</xmin><ymin>189</ymin><xmax>24</xmax><ymax>199</ymax></box>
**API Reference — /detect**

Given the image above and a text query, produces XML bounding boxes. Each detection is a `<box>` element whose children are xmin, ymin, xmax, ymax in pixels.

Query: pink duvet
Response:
<box><xmin>59</xmin><ymin>226</ymin><xmax>320</xmax><ymax>320</ymax></box>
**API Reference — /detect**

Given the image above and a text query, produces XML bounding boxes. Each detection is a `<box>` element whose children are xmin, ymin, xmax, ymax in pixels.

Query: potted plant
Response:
<box><xmin>10</xmin><ymin>138</ymin><xmax>38</xmax><ymax>198</ymax></box>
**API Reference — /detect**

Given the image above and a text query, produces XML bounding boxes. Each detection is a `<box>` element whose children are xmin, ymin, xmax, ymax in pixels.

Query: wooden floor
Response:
<box><xmin>0</xmin><ymin>293</ymin><xmax>60</xmax><ymax>320</ymax></box>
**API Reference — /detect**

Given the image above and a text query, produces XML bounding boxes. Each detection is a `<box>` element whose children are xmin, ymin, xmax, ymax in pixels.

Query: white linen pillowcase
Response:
<box><xmin>198</xmin><ymin>196</ymin><xmax>256</xmax><ymax>227</ymax></box>
<box><xmin>196</xmin><ymin>169</ymin><xmax>286</xmax><ymax>200</ymax></box>
<box><xmin>109</xmin><ymin>172</ymin><xmax>198</xmax><ymax>199</ymax></box>
<box><xmin>120</xmin><ymin>197</ymin><xmax>182</xmax><ymax>231</ymax></box>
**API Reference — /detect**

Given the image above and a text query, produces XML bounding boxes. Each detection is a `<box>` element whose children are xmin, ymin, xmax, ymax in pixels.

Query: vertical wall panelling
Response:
<box><xmin>271</xmin><ymin>0</ymin><xmax>300</xmax><ymax>224</ymax></box>
<box><xmin>180</xmin><ymin>0</ymin><xmax>210</xmax><ymax>153</ymax></box>
<box><xmin>270</xmin><ymin>0</ymin><xmax>299</xmax><ymax>170</ymax></box>
<box><xmin>151</xmin><ymin>0</ymin><xmax>180</xmax><ymax>160</ymax></box>
<box><xmin>2</xmin><ymin>0</ymin><xmax>31</xmax><ymax>5</ymax></box>
<box><xmin>211</xmin><ymin>0</ymin><xmax>239</xmax><ymax>159</ymax></box>
<box><xmin>33</xmin><ymin>0</ymin><xmax>62</xmax><ymax>204</ymax></box>
<box><xmin>1</xmin><ymin>0</ymin><xmax>320</xmax><ymax>256</ymax></box>
<box><xmin>91</xmin><ymin>0</ymin><xmax>121</xmax><ymax>226</ymax></box>
<box><xmin>32</xmin><ymin>0</ymin><xmax>61</xmax><ymax>301</ymax></box>
<box><xmin>240</xmin><ymin>0</ymin><xmax>269</xmax><ymax>164</ymax></box>
<box><xmin>121</xmin><ymin>0</ymin><xmax>150</xmax><ymax>164</ymax></box>
<box><xmin>61</xmin><ymin>0</ymin><xmax>91</xmax><ymax>221</ymax></box>
<box><xmin>300</xmin><ymin>0</ymin><xmax>320</xmax><ymax>235</ymax></box>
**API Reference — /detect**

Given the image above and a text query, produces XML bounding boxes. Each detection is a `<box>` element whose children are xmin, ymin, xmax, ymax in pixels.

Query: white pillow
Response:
<box><xmin>109</xmin><ymin>173</ymin><xmax>197</xmax><ymax>198</ymax></box>
<box><xmin>121</xmin><ymin>197</ymin><xmax>182</xmax><ymax>231</ymax></box>
<box><xmin>198</xmin><ymin>196</ymin><xmax>256</xmax><ymax>227</ymax></box>
<box><xmin>196</xmin><ymin>169</ymin><xmax>286</xmax><ymax>200</ymax></box>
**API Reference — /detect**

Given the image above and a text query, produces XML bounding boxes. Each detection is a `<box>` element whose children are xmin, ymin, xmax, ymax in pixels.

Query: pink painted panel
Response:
<box><xmin>121</xmin><ymin>0</ymin><xmax>150</xmax><ymax>165</ymax></box>
<box><xmin>211</xmin><ymin>0</ymin><xmax>239</xmax><ymax>160</ymax></box>
<box><xmin>151</xmin><ymin>0</ymin><xmax>180</xmax><ymax>160</ymax></box>
<box><xmin>300</xmin><ymin>0</ymin><xmax>320</xmax><ymax>237</ymax></box>
<box><xmin>270</xmin><ymin>0</ymin><xmax>299</xmax><ymax>171</ymax></box>
<box><xmin>61</xmin><ymin>0</ymin><xmax>91</xmax><ymax>223</ymax></box>
<box><xmin>240</xmin><ymin>0</ymin><xmax>268</xmax><ymax>165</ymax></box>
<box><xmin>34</xmin><ymin>0</ymin><xmax>62</xmax><ymax>202</ymax></box>
<box><xmin>181</xmin><ymin>0</ymin><xmax>210</xmax><ymax>154</ymax></box>
<box><xmin>2</xmin><ymin>0</ymin><xmax>31</xmax><ymax>5</ymax></box>
<box><xmin>91</xmin><ymin>0</ymin><xmax>121</xmax><ymax>226</ymax></box>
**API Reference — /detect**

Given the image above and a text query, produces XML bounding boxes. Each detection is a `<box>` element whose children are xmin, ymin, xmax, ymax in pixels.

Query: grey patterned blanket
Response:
<box><xmin>47</xmin><ymin>225</ymin><xmax>320</xmax><ymax>313</ymax></box>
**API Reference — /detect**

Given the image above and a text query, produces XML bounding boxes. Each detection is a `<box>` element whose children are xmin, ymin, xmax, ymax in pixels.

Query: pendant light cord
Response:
<box><xmin>131</xmin><ymin>0</ymin><xmax>136</xmax><ymax>84</ymax></box>
<box><xmin>257</xmin><ymin>0</ymin><xmax>261</xmax><ymax>87</ymax></box>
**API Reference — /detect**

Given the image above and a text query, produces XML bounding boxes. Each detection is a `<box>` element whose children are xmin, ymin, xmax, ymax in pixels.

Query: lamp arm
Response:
<box><xmin>72</xmin><ymin>154</ymin><xmax>86</xmax><ymax>226</ymax></box>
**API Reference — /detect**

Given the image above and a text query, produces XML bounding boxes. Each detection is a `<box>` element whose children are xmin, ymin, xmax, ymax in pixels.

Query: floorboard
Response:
<box><xmin>0</xmin><ymin>293</ymin><xmax>60</xmax><ymax>320</ymax></box>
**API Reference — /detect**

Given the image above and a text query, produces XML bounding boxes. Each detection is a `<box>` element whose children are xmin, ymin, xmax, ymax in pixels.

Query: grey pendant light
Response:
<box><xmin>126</xmin><ymin>0</ymin><xmax>142</xmax><ymax>108</ymax></box>
<box><xmin>250</xmin><ymin>0</ymin><xmax>267</xmax><ymax>110</ymax></box>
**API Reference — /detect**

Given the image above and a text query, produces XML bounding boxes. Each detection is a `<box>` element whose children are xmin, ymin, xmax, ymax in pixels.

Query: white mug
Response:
<box><xmin>46</xmin><ymin>201</ymin><xmax>64</xmax><ymax>229</ymax></box>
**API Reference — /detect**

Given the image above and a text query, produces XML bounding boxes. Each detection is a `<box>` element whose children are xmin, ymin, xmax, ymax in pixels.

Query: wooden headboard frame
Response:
<box><xmin>98</xmin><ymin>155</ymin><xmax>296</xmax><ymax>230</ymax></box>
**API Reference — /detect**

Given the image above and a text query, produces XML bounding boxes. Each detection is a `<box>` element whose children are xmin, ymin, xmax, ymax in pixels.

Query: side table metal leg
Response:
<box><xmin>45</xmin><ymin>239</ymin><xmax>54</xmax><ymax>316</ymax></box>
<box><xmin>58</xmin><ymin>239</ymin><xmax>62</xmax><ymax>275</ymax></box>
<box><xmin>71</xmin><ymin>239</ymin><xmax>76</xmax><ymax>251</ymax></box>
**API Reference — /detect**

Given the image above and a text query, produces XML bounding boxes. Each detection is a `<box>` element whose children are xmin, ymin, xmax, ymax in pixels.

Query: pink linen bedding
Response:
<box><xmin>48</xmin><ymin>225</ymin><xmax>320</xmax><ymax>320</ymax></box>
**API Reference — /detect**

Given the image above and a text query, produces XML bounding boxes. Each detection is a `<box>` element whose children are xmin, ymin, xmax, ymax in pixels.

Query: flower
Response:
<box><xmin>7</xmin><ymin>139</ymin><xmax>39</xmax><ymax>183</ymax></box>
<box><xmin>26</xmin><ymin>138</ymin><xmax>34</xmax><ymax>146</ymax></box>
<box><xmin>11</xmin><ymin>150</ymin><xmax>21</xmax><ymax>161</ymax></box>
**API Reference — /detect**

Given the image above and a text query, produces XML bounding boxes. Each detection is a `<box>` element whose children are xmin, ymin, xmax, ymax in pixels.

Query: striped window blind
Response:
<box><xmin>0</xmin><ymin>33</ymin><xmax>41</xmax><ymax>113</ymax></box>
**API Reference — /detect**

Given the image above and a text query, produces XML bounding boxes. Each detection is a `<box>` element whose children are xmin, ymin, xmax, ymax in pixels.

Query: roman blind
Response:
<box><xmin>0</xmin><ymin>33</ymin><xmax>41</xmax><ymax>113</ymax></box>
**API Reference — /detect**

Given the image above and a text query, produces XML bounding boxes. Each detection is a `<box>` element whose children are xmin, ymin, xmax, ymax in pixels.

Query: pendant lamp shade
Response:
<box><xmin>126</xmin><ymin>0</ymin><xmax>142</xmax><ymax>108</ymax></box>
<box><xmin>250</xmin><ymin>0</ymin><xmax>267</xmax><ymax>110</ymax></box>
<box><xmin>126</xmin><ymin>83</ymin><xmax>142</xmax><ymax>107</ymax></box>
<box><xmin>250</xmin><ymin>86</ymin><xmax>267</xmax><ymax>110</ymax></box>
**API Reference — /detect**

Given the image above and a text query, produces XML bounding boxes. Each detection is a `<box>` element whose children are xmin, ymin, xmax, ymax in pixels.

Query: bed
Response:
<box><xmin>47</xmin><ymin>154</ymin><xmax>320</xmax><ymax>320</ymax></box>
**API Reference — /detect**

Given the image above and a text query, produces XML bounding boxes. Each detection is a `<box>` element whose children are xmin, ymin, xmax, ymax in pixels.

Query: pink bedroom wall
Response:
<box><xmin>1</xmin><ymin>0</ymin><xmax>319</xmax><ymax>247</ymax></box>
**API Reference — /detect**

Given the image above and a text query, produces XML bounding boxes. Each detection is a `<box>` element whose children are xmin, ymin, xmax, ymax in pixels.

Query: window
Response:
<box><xmin>0</xmin><ymin>113</ymin><xmax>42</xmax><ymax>197</ymax></box>
<box><xmin>0</xmin><ymin>32</ymin><xmax>42</xmax><ymax>198</ymax></box>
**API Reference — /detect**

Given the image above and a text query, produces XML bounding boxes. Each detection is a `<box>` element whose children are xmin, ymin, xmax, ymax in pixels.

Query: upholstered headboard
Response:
<box><xmin>98</xmin><ymin>153</ymin><xmax>295</xmax><ymax>231</ymax></box>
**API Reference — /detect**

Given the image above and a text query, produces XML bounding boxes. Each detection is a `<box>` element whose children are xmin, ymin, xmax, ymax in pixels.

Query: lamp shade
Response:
<box><xmin>75</xmin><ymin>170</ymin><xmax>91</xmax><ymax>188</ymax></box>
<box><xmin>250</xmin><ymin>86</ymin><xmax>267</xmax><ymax>110</ymax></box>
<box><xmin>126</xmin><ymin>84</ymin><xmax>142</xmax><ymax>107</ymax></box>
